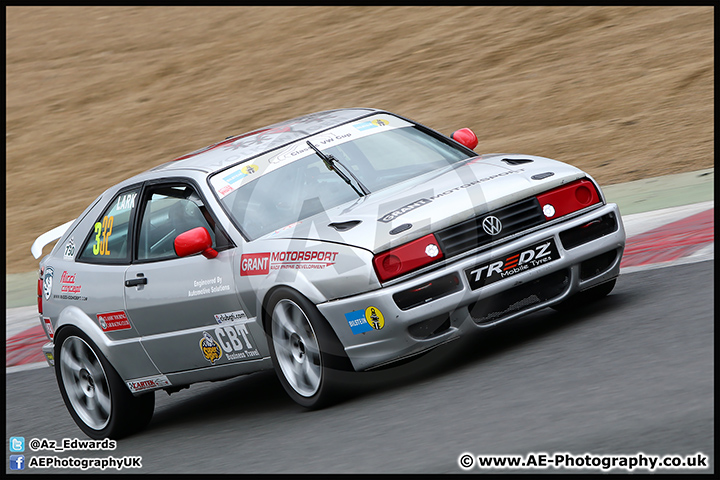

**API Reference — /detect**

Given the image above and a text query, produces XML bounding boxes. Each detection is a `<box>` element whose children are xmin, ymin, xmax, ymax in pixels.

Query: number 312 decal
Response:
<box><xmin>93</xmin><ymin>216</ymin><xmax>114</xmax><ymax>255</ymax></box>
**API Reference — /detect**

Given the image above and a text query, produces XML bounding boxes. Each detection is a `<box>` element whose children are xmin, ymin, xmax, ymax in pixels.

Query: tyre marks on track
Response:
<box><xmin>620</xmin><ymin>208</ymin><xmax>714</xmax><ymax>267</ymax></box>
<box><xmin>7</xmin><ymin>325</ymin><xmax>48</xmax><ymax>367</ymax></box>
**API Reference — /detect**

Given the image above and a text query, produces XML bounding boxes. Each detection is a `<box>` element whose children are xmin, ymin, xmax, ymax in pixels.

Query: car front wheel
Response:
<box><xmin>55</xmin><ymin>326</ymin><xmax>154</xmax><ymax>439</ymax></box>
<box><xmin>266</xmin><ymin>288</ymin><xmax>351</xmax><ymax>409</ymax></box>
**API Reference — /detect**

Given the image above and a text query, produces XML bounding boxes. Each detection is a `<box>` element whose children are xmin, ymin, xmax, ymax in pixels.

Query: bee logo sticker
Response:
<box><xmin>200</xmin><ymin>331</ymin><xmax>223</xmax><ymax>365</ymax></box>
<box><xmin>365</xmin><ymin>306</ymin><xmax>385</xmax><ymax>330</ymax></box>
<box><xmin>241</xmin><ymin>164</ymin><xmax>259</xmax><ymax>175</ymax></box>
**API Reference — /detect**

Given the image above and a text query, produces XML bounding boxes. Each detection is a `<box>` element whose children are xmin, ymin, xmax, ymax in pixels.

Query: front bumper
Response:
<box><xmin>317</xmin><ymin>203</ymin><xmax>625</xmax><ymax>371</ymax></box>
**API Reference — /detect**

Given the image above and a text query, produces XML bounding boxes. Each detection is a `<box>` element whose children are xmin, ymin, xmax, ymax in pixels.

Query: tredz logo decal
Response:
<box><xmin>466</xmin><ymin>240</ymin><xmax>559</xmax><ymax>289</ymax></box>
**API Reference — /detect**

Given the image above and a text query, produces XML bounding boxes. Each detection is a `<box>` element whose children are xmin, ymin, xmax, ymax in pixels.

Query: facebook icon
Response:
<box><xmin>10</xmin><ymin>454</ymin><xmax>25</xmax><ymax>470</ymax></box>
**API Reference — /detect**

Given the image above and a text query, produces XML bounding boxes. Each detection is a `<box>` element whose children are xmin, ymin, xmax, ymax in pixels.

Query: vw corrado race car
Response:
<box><xmin>32</xmin><ymin>108</ymin><xmax>625</xmax><ymax>438</ymax></box>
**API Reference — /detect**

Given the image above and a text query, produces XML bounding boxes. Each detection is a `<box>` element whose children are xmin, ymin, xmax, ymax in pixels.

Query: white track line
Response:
<box><xmin>6</xmin><ymin>305</ymin><xmax>40</xmax><ymax>338</ymax></box>
<box><xmin>6</xmin><ymin>362</ymin><xmax>49</xmax><ymax>374</ymax></box>
<box><xmin>620</xmin><ymin>200</ymin><xmax>713</xmax><ymax>238</ymax></box>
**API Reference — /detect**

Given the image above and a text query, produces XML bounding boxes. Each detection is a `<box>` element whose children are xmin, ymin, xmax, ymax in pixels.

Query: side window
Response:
<box><xmin>136</xmin><ymin>183</ymin><xmax>231</xmax><ymax>261</ymax></box>
<box><xmin>78</xmin><ymin>188</ymin><xmax>140</xmax><ymax>264</ymax></box>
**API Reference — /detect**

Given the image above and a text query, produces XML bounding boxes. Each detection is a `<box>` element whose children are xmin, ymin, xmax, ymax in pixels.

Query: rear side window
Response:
<box><xmin>77</xmin><ymin>188</ymin><xmax>140</xmax><ymax>264</ymax></box>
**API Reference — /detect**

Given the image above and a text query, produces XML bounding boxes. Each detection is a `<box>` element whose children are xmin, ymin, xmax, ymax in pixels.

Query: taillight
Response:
<box><xmin>535</xmin><ymin>179</ymin><xmax>601</xmax><ymax>220</ymax></box>
<box><xmin>37</xmin><ymin>267</ymin><xmax>43</xmax><ymax>315</ymax></box>
<box><xmin>373</xmin><ymin>234</ymin><xmax>443</xmax><ymax>282</ymax></box>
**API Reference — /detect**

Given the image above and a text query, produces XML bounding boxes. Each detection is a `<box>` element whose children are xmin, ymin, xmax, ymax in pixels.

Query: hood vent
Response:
<box><xmin>328</xmin><ymin>220</ymin><xmax>362</xmax><ymax>232</ymax></box>
<box><xmin>531</xmin><ymin>172</ymin><xmax>555</xmax><ymax>180</ymax></box>
<box><xmin>389</xmin><ymin>223</ymin><xmax>412</xmax><ymax>235</ymax></box>
<box><xmin>502</xmin><ymin>158</ymin><xmax>534</xmax><ymax>165</ymax></box>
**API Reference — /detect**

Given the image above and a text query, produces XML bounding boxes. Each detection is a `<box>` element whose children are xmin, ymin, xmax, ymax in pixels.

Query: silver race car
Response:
<box><xmin>32</xmin><ymin>108</ymin><xmax>625</xmax><ymax>438</ymax></box>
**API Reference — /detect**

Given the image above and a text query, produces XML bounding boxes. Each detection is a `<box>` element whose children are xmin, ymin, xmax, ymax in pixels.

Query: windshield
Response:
<box><xmin>210</xmin><ymin>114</ymin><xmax>472</xmax><ymax>240</ymax></box>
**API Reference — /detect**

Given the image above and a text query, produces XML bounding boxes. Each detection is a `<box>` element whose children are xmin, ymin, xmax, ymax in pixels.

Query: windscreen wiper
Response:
<box><xmin>306</xmin><ymin>141</ymin><xmax>370</xmax><ymax>197</ymax></box>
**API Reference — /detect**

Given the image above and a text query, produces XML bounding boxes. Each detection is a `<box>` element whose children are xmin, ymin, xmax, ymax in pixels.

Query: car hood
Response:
<box><xmin>258</xmin><ymin>154</ymin><xmax>591</xmax><ymax>253</ymax></box>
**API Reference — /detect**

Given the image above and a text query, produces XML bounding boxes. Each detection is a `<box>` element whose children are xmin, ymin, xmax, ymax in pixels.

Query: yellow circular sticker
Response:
<box><xmin>200</xmin><ymin>332</ymin><xmax>222</xmax><ymax>365</ymax></box>
<box><xmin>241</xmin><ymin>164</ymin><xmax>259</xmax><ymax>175</ymax></box>
<box><xmin>372</xmin><ymin>119</ymin><xmax>389</xmax><ymax>127</ymax></box>
<box><xmin>364</xmin><ymin>306</ymin><xmax>385</xmax><ymax>330</ymax></box>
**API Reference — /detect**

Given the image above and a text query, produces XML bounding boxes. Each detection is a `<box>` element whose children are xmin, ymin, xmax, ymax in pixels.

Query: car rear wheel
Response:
<box><xmin>55</xmin><ymin>326</ymin><xmax>154</xmax><ymax>439</ymax></box>
<box><xmin>266</xmin><ymin>288</ymin><xmax>351</xmax><ymax>409</ymax></box>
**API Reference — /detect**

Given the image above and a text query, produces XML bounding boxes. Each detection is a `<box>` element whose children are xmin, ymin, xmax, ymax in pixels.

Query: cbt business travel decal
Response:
<box><xmin>345</xmin><ymin>306</ymin><xmax>385</xmax><ymax>334</ymax></box>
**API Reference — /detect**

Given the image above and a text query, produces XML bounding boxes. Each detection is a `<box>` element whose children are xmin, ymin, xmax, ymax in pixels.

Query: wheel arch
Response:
<box><xmin>55</xmin><ymin>306</ymin><xmax>112</xmax><ymax>358</ymax></box>
<box><xmin>257</xmin><ymin>279</ymin><xmax>328</xmax><ymax>335</ymax></box>
<box><xmin>54</xmin><ymin>306</ymin><xmax>159</xmax><ymax>384</ymax></box>
<box><xmin>53</xmin><ymin>322</ymin><xmax>155</xmax><ymax>439</ymax></box>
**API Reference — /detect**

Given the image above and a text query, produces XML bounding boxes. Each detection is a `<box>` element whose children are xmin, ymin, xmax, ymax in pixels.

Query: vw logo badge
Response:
<box><xmin>482</xmin><ymin>216</ymin><xmax>502</xmax><ymax>236</ymax></box>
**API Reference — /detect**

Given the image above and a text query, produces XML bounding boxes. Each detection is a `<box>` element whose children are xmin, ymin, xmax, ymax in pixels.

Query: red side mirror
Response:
<box><xmin>174</xmin><ymin>227</ymin><xmax>218</xmax><ymax>259</ymax></box>
<box><xmin>451</xmin><ymin>128</ymin><xmax>478</xmax><ymax>150</ymax></box>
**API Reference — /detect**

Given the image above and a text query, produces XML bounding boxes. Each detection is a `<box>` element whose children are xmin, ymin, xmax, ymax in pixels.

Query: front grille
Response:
<box><xmin>469</xmin><ymin>269</ymin><xmax>570</xmax><ymax>325</ymax></box>
<box><xmin>435</xmin><ymin>197</ymin><xmax>545</xmax><ymax>258</ymax></box>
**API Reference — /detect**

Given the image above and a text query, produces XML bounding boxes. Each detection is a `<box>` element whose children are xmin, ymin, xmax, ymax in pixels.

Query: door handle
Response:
<box><xmin>125</xmin><ymin>275</ymin><xmax>148</xmax><ymax>287</ymax></box>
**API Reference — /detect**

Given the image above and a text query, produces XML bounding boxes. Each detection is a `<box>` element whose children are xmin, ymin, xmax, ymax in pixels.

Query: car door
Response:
<box><xmin>123</xmin><ymin>180</ymin><xmax>267</xmax><ymax>374</ymax></box>
<box><xmin>72</xmin><ymin>185</ymin><xmax>142</xmax><ymax>342</ymax></box>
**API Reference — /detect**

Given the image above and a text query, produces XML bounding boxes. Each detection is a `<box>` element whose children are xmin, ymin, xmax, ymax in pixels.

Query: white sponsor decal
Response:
<box><xmin>115</xmin><ymin>192</ymin><xmax>137</xmax><ymax>211</ymax></box>
<box><xmin>126</xmin><ymin>375</ymin><xmax>171</xmax><ymax>392</ymax></box>
<box><xmin>214</xmin><ymin>310</ymin><xmax>248</xmax><ymax>324</ymax></box>
<box><xmin>214</xmin><ymin>324</ymin><xmax>261</xmax><ymax>361</ymax></box>
<box><xmin>188</xmin><ymin>276</ymin><xmax>231</xmax><ymax>297</ymax></box>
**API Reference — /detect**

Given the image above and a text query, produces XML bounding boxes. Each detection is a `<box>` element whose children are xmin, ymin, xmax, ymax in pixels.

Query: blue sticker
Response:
<box><xmin>345</xmin><ymin>309</ymin><xmax>373</xmax><ymax>335</ymax></box>
<box><xmin>223</xmin><ymin>170</ymin><xmax>248</xmax><ymax>185</ymax></box>
<box><xmin>352</xmin><ymin>121</ymin><xmax>376</xmax><ymax>132</ymax></box>
<box><xmin>353</xmin><ymin>119</ymin><xmax>389</xmax><ymax>131</ymax></box>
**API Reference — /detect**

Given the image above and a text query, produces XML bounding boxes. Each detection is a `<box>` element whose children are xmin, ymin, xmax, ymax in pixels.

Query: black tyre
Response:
<box><xmin>265</xmin><ymin>288</ymin><xmax>352</xmax><ymax>409</ymax></box>
<box><xmin>552</xmin><ymin>278</ymin><xmax>617</xmax><ymax>312</ymax></box>
<box><xmin>54</xmin><ymin>326</ymin><xmax>154</xmax><ymax>439</ymax></box>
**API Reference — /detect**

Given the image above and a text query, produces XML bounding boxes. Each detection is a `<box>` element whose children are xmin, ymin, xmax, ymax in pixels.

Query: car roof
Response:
<box><xmin>150</xmin><ymin>107</ymin><xmax>382</xmax><ymax>175</ymax></box>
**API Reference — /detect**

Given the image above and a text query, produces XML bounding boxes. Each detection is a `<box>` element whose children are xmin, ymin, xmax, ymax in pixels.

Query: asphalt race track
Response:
<box><xmin>6</xmin><ymin>260</ymin><xmax>713</xmax><ymax>474</ymax></box>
